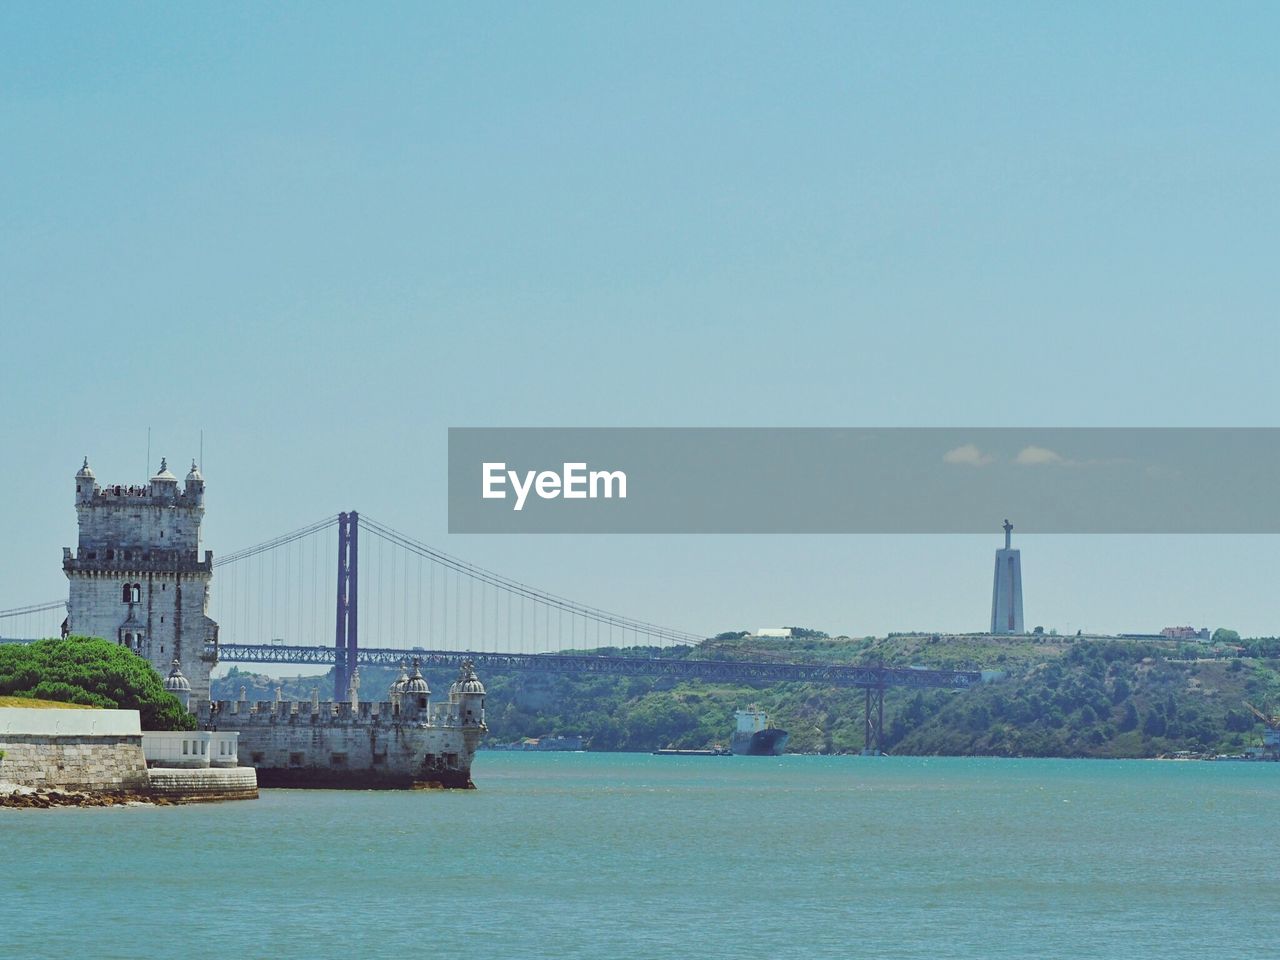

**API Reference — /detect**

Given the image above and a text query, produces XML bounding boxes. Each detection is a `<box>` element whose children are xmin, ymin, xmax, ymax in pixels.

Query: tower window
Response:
<box><xmin>132</xmin><ymin>583</ymin><xmax>141</xmax><ymax>603</ymax></box>
<box><xmin>122</xmin><ymin>583</ymin><xmax>132</xmax><ymax>603</ymax></box>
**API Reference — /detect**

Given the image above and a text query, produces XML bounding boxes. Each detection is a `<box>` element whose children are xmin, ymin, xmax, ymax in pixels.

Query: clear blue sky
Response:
<box><xmin>2</xmin><ymin>3</ymin><xmax>1277</xmax><ymax>642</ymax></box>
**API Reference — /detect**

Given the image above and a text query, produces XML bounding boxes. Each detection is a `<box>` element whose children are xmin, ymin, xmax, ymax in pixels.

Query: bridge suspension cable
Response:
<box><xmin>213</xmin><ymin>515</ymin><xmax>340</xmax><ymax>567</ymax></box>
<box><xmin>0</xmin><ymin>599</ymin><xmax>67</xmax><ymax>643</ymax></box>
<box><xmin>360</xmin><ymin>515</ymin><xmax>703</xmax><ymax>646</ymax></box>
<box><xmin>13</xmin><ymin>512</ymin><xmax>705</xmax><ymax>652</ymax></box>
<box><xmin>0</xmin><ymin>600</ymin><xmax>66</xmax><ymax>619</ymax></box>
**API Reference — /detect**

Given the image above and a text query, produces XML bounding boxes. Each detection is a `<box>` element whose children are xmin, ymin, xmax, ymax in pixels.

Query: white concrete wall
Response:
<box><xmin>142</xmin><ymin>730</ymin><xmax>240</xmax><ymax>768</ymax></box>
<box><xmin>0</xmin><ymin>707</ymin><xmax>141</xmax><ymax>736</ymax></box>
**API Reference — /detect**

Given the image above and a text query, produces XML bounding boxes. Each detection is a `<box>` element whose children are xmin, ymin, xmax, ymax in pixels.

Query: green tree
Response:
<box><xmin>1212</xmin><ymin>628</ymin><xmax>1241</xmax><ymax>644</ymax></box>
<box><xmin>1118</xmin><ymin>702</ymin><xmax>1139</xmax><ymax>732</ymax></box>
<box><xmin>1142</xmin><ymin>710</ymin><xmax>1167</xmax><ymax>738</ymax></box>
<box><xmin>1111</xmin><ymin>677</ymin><xmax>1131</xmax><ymax>703</ymax></box>
<box><xmin>0</xmin><ymin>636</ymin><xmax>195</xmax><ymax>731</ymax></box>
<box><xmin>1225</xmin><ymin>709</ymin><xmax>1252</xmax><ymax>733</ymax></box>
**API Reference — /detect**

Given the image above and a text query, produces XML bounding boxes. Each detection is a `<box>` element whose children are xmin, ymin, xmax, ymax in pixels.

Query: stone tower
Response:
<box><xmin>63</xmin><ymin>457</ymin><xmax>219</xmax><ymax>700</ymax></box>
<box><xmin>989</xmin><ymin>518</ymin><xmax>1024</xmax><ymax>634</ymax></box>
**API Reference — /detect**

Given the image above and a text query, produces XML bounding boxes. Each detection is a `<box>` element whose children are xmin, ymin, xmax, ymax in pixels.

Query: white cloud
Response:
<box><xmin>942</xmin><ymin>443</ymin><xmax>992</xmax><ymax>467</ymax></box>
<box><xmin>1015</xmin><ymin>445</ymin><xmax>1064</xmax><ymax>466</ymax></box>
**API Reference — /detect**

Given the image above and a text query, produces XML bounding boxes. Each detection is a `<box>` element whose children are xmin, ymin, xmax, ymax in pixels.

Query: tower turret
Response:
<box><xmin>388</xmin><ymin>661</ymin><xmax>410</xmax><ymax>708</ymax></box>
<box><xmin>163</xmin><ymin>659</ymin><xmax>192</xmax><ymax>711</ymax></box>
<box><xmin>75</xmin><ymin>457</ymin><xmax>97</xmax><ymax>504</ymax></box>
<box><xmin>150</xmin><ymin>457</ymin><xmax>179</xmax><ymax>498</ymax></box>
<box><xmin>452</xmin><ymin>659</ymin><xmax>486</xmax><ymax>727</ymax></box>
<box><xmin>401</xmin><ymin>659</ymin><xmax>430</xmax><ymax>717</ymax></box>
<box><xmin>185</xmin><ymin>460</ymin><xmax>205</xmax><ymax>506</ymax></box>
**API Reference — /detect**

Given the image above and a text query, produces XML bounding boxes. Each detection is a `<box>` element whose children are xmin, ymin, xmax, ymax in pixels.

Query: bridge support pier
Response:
<box><xmin>862</xmin><ymin>683</ymin><xmax>885</xmax><ymax>756</ymax></box>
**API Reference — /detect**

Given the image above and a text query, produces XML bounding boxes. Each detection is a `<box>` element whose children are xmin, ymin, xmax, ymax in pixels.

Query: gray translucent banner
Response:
<box><xmin>448</xmin><ymin>428</ymin><xmax>1280</xmax><ymax>534</ymax></box>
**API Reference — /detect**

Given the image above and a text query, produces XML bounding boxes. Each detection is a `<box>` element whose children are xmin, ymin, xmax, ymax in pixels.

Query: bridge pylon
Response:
<box><xmin>333</xmin><ymin>511</ymin><xmax>359</xmax><ymax>700</ymax></box>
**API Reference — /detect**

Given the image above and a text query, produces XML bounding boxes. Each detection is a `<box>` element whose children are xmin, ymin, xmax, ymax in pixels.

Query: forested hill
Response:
<box><xmin>211</xmin><ymin>633</ymin><xmax>1280</xmax><ymax>758</ymax></box>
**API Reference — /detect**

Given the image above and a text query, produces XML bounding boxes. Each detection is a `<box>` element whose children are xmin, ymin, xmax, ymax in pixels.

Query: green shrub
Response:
<box><xmin>0</xmin><ymin>636</ymin><xmax>196</xmax><ymax>731</ymax></box>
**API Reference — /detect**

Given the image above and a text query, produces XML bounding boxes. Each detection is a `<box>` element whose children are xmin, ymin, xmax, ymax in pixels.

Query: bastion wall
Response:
<box><xmin>0</xmin><ymin>708</ymin><xmax>150</xmax><ymax>793</ymax></box>
<box><xmin>0</xmin><ymin>708</ymin><xmax>259</xmax><ymax>802</ymax></box>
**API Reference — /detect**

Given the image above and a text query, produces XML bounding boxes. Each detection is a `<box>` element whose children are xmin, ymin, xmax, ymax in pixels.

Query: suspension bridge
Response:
<box><xmin>1</xmin><ymin>511</ymin><xmax>981</xmax><ymax>753</ymax></box>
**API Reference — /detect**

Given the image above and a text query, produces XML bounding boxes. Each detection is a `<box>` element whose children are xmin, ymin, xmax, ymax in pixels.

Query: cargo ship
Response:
<box><xmin>730</xmin><ymin>707</ymin><xmax>788</xmax><ymax>756</ymax></box>
<box><xmin>653</xmin><ymin>747</ymin><xmax>732</xmax><ymax>756</ymax></box>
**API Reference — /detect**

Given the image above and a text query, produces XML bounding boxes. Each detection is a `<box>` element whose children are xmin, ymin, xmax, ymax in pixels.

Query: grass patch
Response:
<box><xmin>0</xmin><ymin>695</ymin><xmax>94</xmax><ymax>709</ymax></box>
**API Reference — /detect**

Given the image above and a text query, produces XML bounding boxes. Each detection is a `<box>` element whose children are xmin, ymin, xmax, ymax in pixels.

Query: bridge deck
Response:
<box><xmin>215</xmin><ymin>643</ymin><xmax>981</xmax><ymax>689</ymax></box>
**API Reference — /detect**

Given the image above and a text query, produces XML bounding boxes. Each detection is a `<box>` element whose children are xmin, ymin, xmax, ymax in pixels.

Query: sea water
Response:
<box><xmin>4</xmin><ymin>754</ymin><xmax>1276</xmax><ymax>959</ymax></box>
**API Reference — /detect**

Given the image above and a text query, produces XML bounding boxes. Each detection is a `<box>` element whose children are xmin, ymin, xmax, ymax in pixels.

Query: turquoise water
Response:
<box><xmin>4</xmin><ymin>754</ymin><xmax>1276</xmax><ymax>959</ymax></box>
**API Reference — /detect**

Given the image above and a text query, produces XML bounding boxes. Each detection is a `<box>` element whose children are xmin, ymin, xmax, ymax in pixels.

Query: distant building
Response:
<box><xmin>1160</xmin><ymin>626</ymin><xmax>1211</xmax><ymax>641</ymax></box>
<box><xmin>989</xmin><ymin>519</ymin><xmax>1024</xmax><ymax>634</ymax></box>
<box><xmin>755</xmin><ymin>628</ymin><xmax>792</xmax><ymax>638</ymax></box>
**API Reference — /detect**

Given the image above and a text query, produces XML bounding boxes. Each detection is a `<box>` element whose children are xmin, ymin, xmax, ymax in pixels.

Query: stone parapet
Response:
<box><xmin>0</xmin><ymin>707</ymin><xmax>142</xmax><ymax>737</ymax></box>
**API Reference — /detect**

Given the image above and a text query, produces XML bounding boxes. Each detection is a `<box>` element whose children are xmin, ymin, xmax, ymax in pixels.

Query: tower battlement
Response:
<box><xmin>74</xmin><ymin>457</ymin><xmax>207</xmax><ymax>555</ymax></box>
<box><xmin>78</xmin><ymin>482</ymin><xmax>204</xmax><ymax>505</ymax></box>
<box><xmin>201</xmin><ymin>699</ymin><xmax>483</xmax><ymax>729</ymax></box>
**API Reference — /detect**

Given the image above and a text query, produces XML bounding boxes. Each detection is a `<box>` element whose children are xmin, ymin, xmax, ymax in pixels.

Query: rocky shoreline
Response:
<box><xmin>0</xmin><ymin>783</ymin><xmax>175</xmax><ymax>809</ymax></box>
